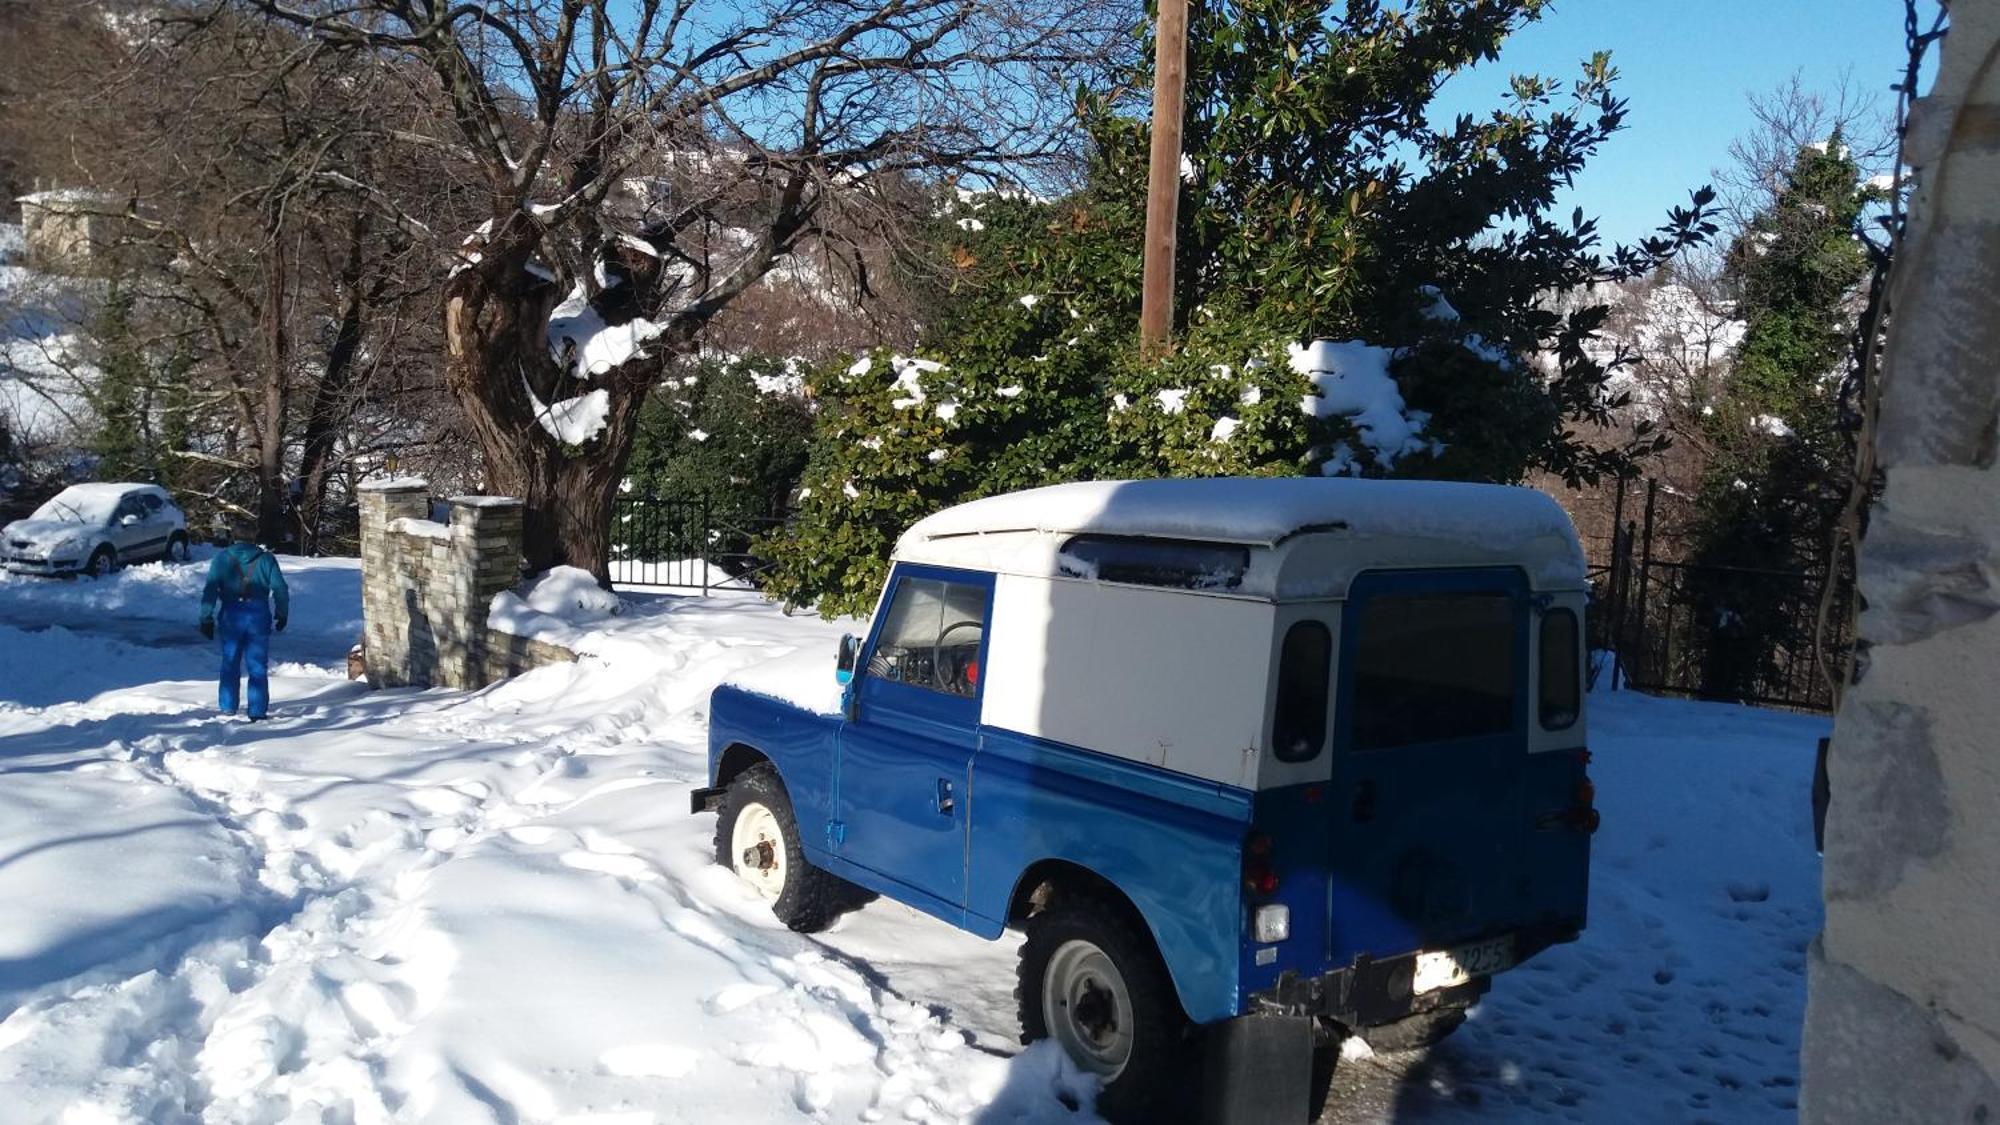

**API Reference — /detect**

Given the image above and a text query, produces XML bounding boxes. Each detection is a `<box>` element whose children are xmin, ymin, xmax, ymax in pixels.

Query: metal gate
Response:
<box><xmin>1595</xmin><ymin>479</ymin><xmax>1848</xmax><ymax>713</ymax></box>
<box><xmin>608</xmin><ymin>494</ymin><xmax>784</xmax><ymax>591</ymax></box>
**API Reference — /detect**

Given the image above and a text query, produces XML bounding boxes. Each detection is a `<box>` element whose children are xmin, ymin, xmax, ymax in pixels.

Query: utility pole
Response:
<box><xmin>1139</xmin><ymin>0</ymin><xmax>1188</xmax><ymax>361</ymax></box>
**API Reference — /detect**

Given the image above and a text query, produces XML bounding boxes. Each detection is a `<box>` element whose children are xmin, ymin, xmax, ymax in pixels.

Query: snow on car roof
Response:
<box><xmin>897</xmin><ymin>477</ymin><xmax>1587</xmax><ymax>597</ymax></box>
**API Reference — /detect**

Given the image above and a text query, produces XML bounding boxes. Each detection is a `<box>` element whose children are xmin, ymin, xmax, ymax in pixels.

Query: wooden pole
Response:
<box><xmin>1139</xmin><ymin>0</ymin><xmax>1188</xmax><ymax>361</ymax></box>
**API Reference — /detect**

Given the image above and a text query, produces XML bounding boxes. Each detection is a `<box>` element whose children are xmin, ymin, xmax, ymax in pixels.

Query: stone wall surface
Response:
<box><xmin>357</xmin><ymin>479</ymin><xmax>575</xmax><ymax>688</ymax></box>
<box><xmin>1802</xmin><ymin>6</ymin><xmax>2000</xmax><ymax>1122</ymax></box>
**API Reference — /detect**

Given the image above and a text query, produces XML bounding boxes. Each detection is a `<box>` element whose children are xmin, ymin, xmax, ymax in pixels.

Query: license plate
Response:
<box><xmin>1413</xmin><ymin>935</ymin><xmax>1515</xmax><ymax>994</ymax></box>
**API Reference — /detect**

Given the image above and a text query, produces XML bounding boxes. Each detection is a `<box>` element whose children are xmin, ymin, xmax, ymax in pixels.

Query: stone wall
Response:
<box><xmin>1801</xmin><ymin>6</ymin><xmax>2000</xmax><ymax>1121</ymax></box>
<box><xmin>357</xmin><ymin>479</ymin><xmax>576</xmax><ymax>689</ymax></box>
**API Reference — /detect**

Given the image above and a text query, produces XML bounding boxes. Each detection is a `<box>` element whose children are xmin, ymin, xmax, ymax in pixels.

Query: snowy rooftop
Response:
<box><xmin>898</xmin><ymin>478</ymin><xmax>1587</xmax><ymax>597</ymax></box>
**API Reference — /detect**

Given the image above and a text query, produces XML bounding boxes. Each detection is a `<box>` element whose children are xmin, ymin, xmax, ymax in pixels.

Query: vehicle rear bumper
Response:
<box><xmin>1246</xmin><ymin>921</ymin><xmax>1581</xmax><ymax>1028</ymax></box>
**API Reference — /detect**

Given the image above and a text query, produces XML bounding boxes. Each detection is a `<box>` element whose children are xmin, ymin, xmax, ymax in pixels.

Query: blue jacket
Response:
<box><xmin>200</xmin><ymin>542</ymin><xmax>290</xmax><ymax>623</ymax></box>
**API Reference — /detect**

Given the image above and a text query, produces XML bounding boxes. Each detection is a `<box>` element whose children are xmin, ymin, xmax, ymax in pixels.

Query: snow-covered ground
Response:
<box><xmin>0</xmin><ymin>557</ymin><xmax>1828</xmax><ymax>1123</ymax></box>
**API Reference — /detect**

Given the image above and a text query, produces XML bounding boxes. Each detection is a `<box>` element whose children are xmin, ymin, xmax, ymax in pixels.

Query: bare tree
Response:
<box><xmin>7</xmin><ymin>3</ymin><xmax>472</xmax><ymax>548</ymax></box>
<box><xmin>1713</xmin><ymin>69</ymin><xmax>1895</xmax><ymax>233</ymax></box>
<box><xmin>228</xmin><ymin>0</ymin><xmax>1133</xmax><ymax>578</ymax></box>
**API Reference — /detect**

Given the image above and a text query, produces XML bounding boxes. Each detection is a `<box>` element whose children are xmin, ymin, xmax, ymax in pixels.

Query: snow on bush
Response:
<box><xmin>1289</xmin><ymin>339</ymin><xmax>1437</xmax><ymax>470</ymax></box>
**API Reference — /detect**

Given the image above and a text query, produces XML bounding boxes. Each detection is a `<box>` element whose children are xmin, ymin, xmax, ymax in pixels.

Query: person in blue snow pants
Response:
<box><xmin>199</xmin><ymin>526</ymin><xmax>291</xmax><ymax>721</ymax></box>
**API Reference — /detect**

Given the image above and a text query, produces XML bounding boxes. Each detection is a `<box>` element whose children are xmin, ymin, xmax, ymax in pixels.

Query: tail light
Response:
<box><xmin>1571</xmin><ymin>750</ymin><xmax>1599</xmax><ymax>833</ymax></box>
<box><xmin>1243</xmin><ymin>831</ymin><xmax>1278</xmax><ymax>897</ymax></box>
<box><xmin>1536</xmin><ymin>751</ymin><xmax>1600</xmax><ymax>833</ymax></box>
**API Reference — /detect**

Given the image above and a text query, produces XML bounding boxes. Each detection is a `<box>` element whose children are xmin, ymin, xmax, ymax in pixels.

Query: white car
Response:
<box><xmin>2</xmin><ymin>482</ymin><xmax>191</xmax><ymax>577</ymax></box>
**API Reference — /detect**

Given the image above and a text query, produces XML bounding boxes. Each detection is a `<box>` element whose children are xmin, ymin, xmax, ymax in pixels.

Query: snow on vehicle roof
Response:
<box><xmin>897</xmin><ymin>477</ymin><xmax>1587</xmax><ymax>597</ymax></box>
<box><xmin>903</xmin><ymin>477</ymin><xmax>1567</xmax><ymax>547</ymax></box>
<box><xmin>29</xmin><ymin>482</ymin><xmax>167</xmax><ymax>524</ymax></box>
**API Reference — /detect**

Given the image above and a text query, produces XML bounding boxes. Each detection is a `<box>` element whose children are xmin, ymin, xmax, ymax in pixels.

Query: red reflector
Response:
<box><xmin>1248</xmin><ymin>865</ymin><xmax>1279</xmax><ymax>896</ymax></box>
<box><xmin>1304</xmin><ymin>786</ymin><xmax>1324</xmax><ymax>804</ymax></box>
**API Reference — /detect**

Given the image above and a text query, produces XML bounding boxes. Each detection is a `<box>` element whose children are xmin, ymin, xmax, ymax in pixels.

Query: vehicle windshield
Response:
<box><xmin>30</xmin><ymin>488</ymin><xmax>123</xmax><ymax>525</ymax></box>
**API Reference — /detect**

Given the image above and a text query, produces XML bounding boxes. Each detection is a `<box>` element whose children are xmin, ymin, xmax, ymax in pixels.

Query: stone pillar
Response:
<box><xmin>1802</xmin><ymin>6</ymin><xmax>2000</xmax><ymax>1121</ymax></box>
<box><xmin>358</xmin><ymin>479</ymin><xmax>428</xmax><ymax>687</ymax></box>
<box><xmin>440</xmin><ymin>497</ymin><xmax>524</xmax><ymax>687</ymax></box>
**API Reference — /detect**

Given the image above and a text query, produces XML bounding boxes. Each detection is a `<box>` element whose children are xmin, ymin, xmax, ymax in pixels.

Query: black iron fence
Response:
<box><xmin>609</xmin><ymin>493</ymin><xmax>785</xmax><ymax>591</ymax></box>
<box><xmin>1594</xmin><ymin>479</ymin><xmax>1847</xmax><ymax>713</ymax></box>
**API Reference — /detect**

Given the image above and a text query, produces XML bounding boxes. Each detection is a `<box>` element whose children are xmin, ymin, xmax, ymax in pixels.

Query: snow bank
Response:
<box><xmin>488</xmin><ymin>565</ymin><xmax>622</xmax><ymax>647</ymax></box>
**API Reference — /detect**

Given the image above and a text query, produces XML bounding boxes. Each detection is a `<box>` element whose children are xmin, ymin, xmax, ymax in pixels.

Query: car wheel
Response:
<box><xmin>1356</xmin><ymin>1004</ymin><xmax>1471</xmax><ymax>1053</ymax></box>
<box><xmin>84</xmin><ymin>545</ymin><xmax>116</xmax><ymax>578</ymax></box>
<box><xmin>166</xmin><ymin>533</ymin><xmax>190</xmax><ymax>563</ymax></box>
<box><xmin>1018</xmin><ymin>894</ymin><xmax>1195</xmax><ymax>1123</ymax></box>
<box><xmin>713</xmin><ymin>764</ymin><xmax>847</xmax><ymax>933</ymax></box>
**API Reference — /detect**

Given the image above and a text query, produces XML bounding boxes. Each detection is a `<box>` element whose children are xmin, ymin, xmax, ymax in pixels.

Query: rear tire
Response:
<box><xmin>713</xmin><ymin>764</ymin><xmax>847</xmax><ymax>933</ymax></box>
<box><xmin>1357</xmin><ymin>1004</ymin><xmax>1470</xmax><ymax>1053</ymax></box>
<box><xmin>1018</xmin><ymin>894</ymin><xmax>1195</xmax><ymax>1124</ymax></box>
<box><xmin>84</xmin><ymin>545</ymin><xmax>115</xmax><ymax>578</ymax></box>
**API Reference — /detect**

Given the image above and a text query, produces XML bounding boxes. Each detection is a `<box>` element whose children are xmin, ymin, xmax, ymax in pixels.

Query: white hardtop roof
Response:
<box><xmin>896</xmin><ymin>477</ymin><xmax>1588</xmax><ymax>599</ymax></box>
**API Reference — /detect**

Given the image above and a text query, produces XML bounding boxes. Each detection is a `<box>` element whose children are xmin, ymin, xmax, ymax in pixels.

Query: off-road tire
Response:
<box><xmin>1357</xmin><ymin>1004</ymin><xmax>1470</xmax><ymax>1052</ymax></box>
<box><xmin>165</xmin><ymin>533</ymin><xmax>191</xmax><ymax>563</ymax></box>
<box><xmin>84</xmin><ymin>545</ymin><xmax>115</xmax><ymax>578</ymax></box>
<box><xmin>1017</xmin><ymin>894</ymin><xmax>1196</xmax><ymax>1124</ymax></box>
<box><xmin>713</xmin><ymin>764</ymin><xmax>846</xmax><ymax>933</ymax></box>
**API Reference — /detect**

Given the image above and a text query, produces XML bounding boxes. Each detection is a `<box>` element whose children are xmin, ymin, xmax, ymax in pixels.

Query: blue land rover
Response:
<box><xmin>692</xmin><ymin>477</ymin><xmax>1596</xmax><ymax>1122</ymax></box>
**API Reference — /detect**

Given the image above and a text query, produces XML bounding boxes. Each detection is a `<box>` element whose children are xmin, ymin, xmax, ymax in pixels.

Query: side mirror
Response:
<box><xmin>835</xmin><ymin>634</ymin><xmax>859</xmax><ymax>685</ymax></box>
<box><xmin>119</xmin><ymin>514</ymin><xmax>141</xmax><ymax>527</ymax></box>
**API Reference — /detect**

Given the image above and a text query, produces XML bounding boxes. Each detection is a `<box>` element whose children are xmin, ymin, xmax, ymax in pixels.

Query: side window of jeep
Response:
<box><xmin>867</xmin><ymin>577</ymin><xmax>987</xmax><ymax>698</ymax></box>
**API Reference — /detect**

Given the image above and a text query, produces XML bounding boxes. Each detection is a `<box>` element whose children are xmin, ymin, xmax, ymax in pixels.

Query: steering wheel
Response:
<box><xmin>932</xmin><ymin>619</ymin><xmax>985</xmax><ymax>694</ymax></box>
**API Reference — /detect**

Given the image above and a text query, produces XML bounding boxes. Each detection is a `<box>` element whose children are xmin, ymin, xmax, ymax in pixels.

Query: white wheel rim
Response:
<box><xmin>730</xmin><ymin>801</ymin><xmax>787</xmax><ymax>899</ymax></box>
<box><xmin>1043</xmin><ymin>938</ymin><xmax>1135</xmax><ymax>1079</ymax></box>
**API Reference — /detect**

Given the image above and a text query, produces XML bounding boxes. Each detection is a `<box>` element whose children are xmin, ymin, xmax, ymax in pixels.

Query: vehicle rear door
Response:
<box><xmin>1326</xmin><ymin>567</ymin><xmax>1531</xmax><ymax>965</ymax></box>
<box><xmin>835</xmin><ymin>565</ymin><xmax>991</xmax><ymax>916</ymax></box>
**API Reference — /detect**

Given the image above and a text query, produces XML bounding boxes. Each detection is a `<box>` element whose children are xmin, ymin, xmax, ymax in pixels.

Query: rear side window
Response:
<box><xmin>868</xmin><ymin>577</ymin><xmax>988</xmax><ymax>697</ymax></box>
<box><xmin>1351</xmin><ymin>593</ymin><xmax>1516</xmax><ymax>751</ymax></box>
<box><xmin>1539</xmin><ymin>609</ymin><xmax>1581</xmax><ymax>730</ymax></box>
<box><xmin>1057</xmin><ymin>535</ymin><xmax>1248</xmax><ymax>591</ymax></box>
<box><xmin>1272</xmin><ymin>621</ymin><xmax>1331</xmax><ymax>762</ymax></box>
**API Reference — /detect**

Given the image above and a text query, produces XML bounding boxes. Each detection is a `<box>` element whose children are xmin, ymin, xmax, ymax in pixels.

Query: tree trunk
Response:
<box><xmin>441</xmin><ymin>217</ymin><xmax>660</xmax><ymax>584</ymax></box>
<box><xmin>1801</xmin><ymin>7</ymin><xmax>2000</xmax><ymax>1120</ymax></box>
<box><xmin>255</xmin><ymin>228</ymin><xmax>291</xmax><ymax>549</ymax></box>
<box><xmin>296</xmin><ymin>227</ymin><xmax>374</xmax><ymax>555</ymax></box>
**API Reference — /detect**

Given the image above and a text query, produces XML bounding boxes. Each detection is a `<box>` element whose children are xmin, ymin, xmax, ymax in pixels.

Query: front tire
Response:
<box><xmin>1018</xmin><ymin>895</ymin><xmax>1195</xmax><ymax>1123</ymax></box>
<box><xmin>84</xmin><ymin>545</ymin><xmax>115</xmax><ymax>578</ymax></box>
<box><xmin>713</xmin><ymin>764</ymin><xmax>846</xmax><ymax>933</ymax></box>
<box><xmin>165</xmin><ymin>533</ymin><xmax>190</xmax><ymax>563</ymax></box>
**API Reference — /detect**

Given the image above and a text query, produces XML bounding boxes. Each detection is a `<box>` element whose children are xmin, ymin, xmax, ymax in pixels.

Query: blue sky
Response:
<box><xmin>1429</xmin><ymin>0</ymin><xmax>1934</xmax><ymax>246</ymax></box>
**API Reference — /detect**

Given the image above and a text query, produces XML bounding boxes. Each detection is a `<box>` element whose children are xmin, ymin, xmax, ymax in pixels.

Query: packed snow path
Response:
<box><xmin>0</xmin><ymin>557</ymin><xmax>1828</xmax><ymax>1123</ymax></box>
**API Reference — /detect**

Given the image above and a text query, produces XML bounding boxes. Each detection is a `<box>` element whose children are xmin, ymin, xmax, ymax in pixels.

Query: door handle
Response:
<box><xmin>934</xmin><ymin>778</ymin><xmax>955</xmax><ymax>816</ymax></box>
